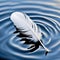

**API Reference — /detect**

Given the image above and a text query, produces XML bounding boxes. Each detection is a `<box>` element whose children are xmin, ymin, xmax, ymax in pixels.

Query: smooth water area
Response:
<box><xmin>0</xmin><ymin>0</ymin><xmax>60</xmax><ymax>60</ymax></box>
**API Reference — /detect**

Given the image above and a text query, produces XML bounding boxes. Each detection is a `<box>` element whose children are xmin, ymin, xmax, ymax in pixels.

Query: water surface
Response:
<box><xmin>0</xmin><ymin>0</ymin><xmax>60</xmax><ymax>60</ymax></box>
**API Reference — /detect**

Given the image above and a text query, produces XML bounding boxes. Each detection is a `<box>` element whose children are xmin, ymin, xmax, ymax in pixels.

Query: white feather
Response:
<box><xmin>10</xmin><ymin>12</ymin><xmax>50</xmax><ymax>52</ymax></box>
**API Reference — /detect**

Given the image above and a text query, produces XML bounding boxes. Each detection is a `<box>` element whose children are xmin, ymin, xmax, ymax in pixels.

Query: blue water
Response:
<box><xmin>0</xmin><ymin>0</ymin><xmax>60</xmax><ymax>60</ymax></box>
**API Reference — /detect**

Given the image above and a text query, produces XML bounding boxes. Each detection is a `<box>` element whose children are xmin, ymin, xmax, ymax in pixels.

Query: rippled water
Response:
<box><xmin>0</xmin><ymin>0</ymin><xmax>60</xmax><ymax>60</ymax></box>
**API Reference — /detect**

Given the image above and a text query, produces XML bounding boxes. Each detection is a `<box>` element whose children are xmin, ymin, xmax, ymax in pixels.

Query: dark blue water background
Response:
<box><xmin>0</xmin><ymin>0</ymin><xmax>60</xmax><ymax>60</ymax></box>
